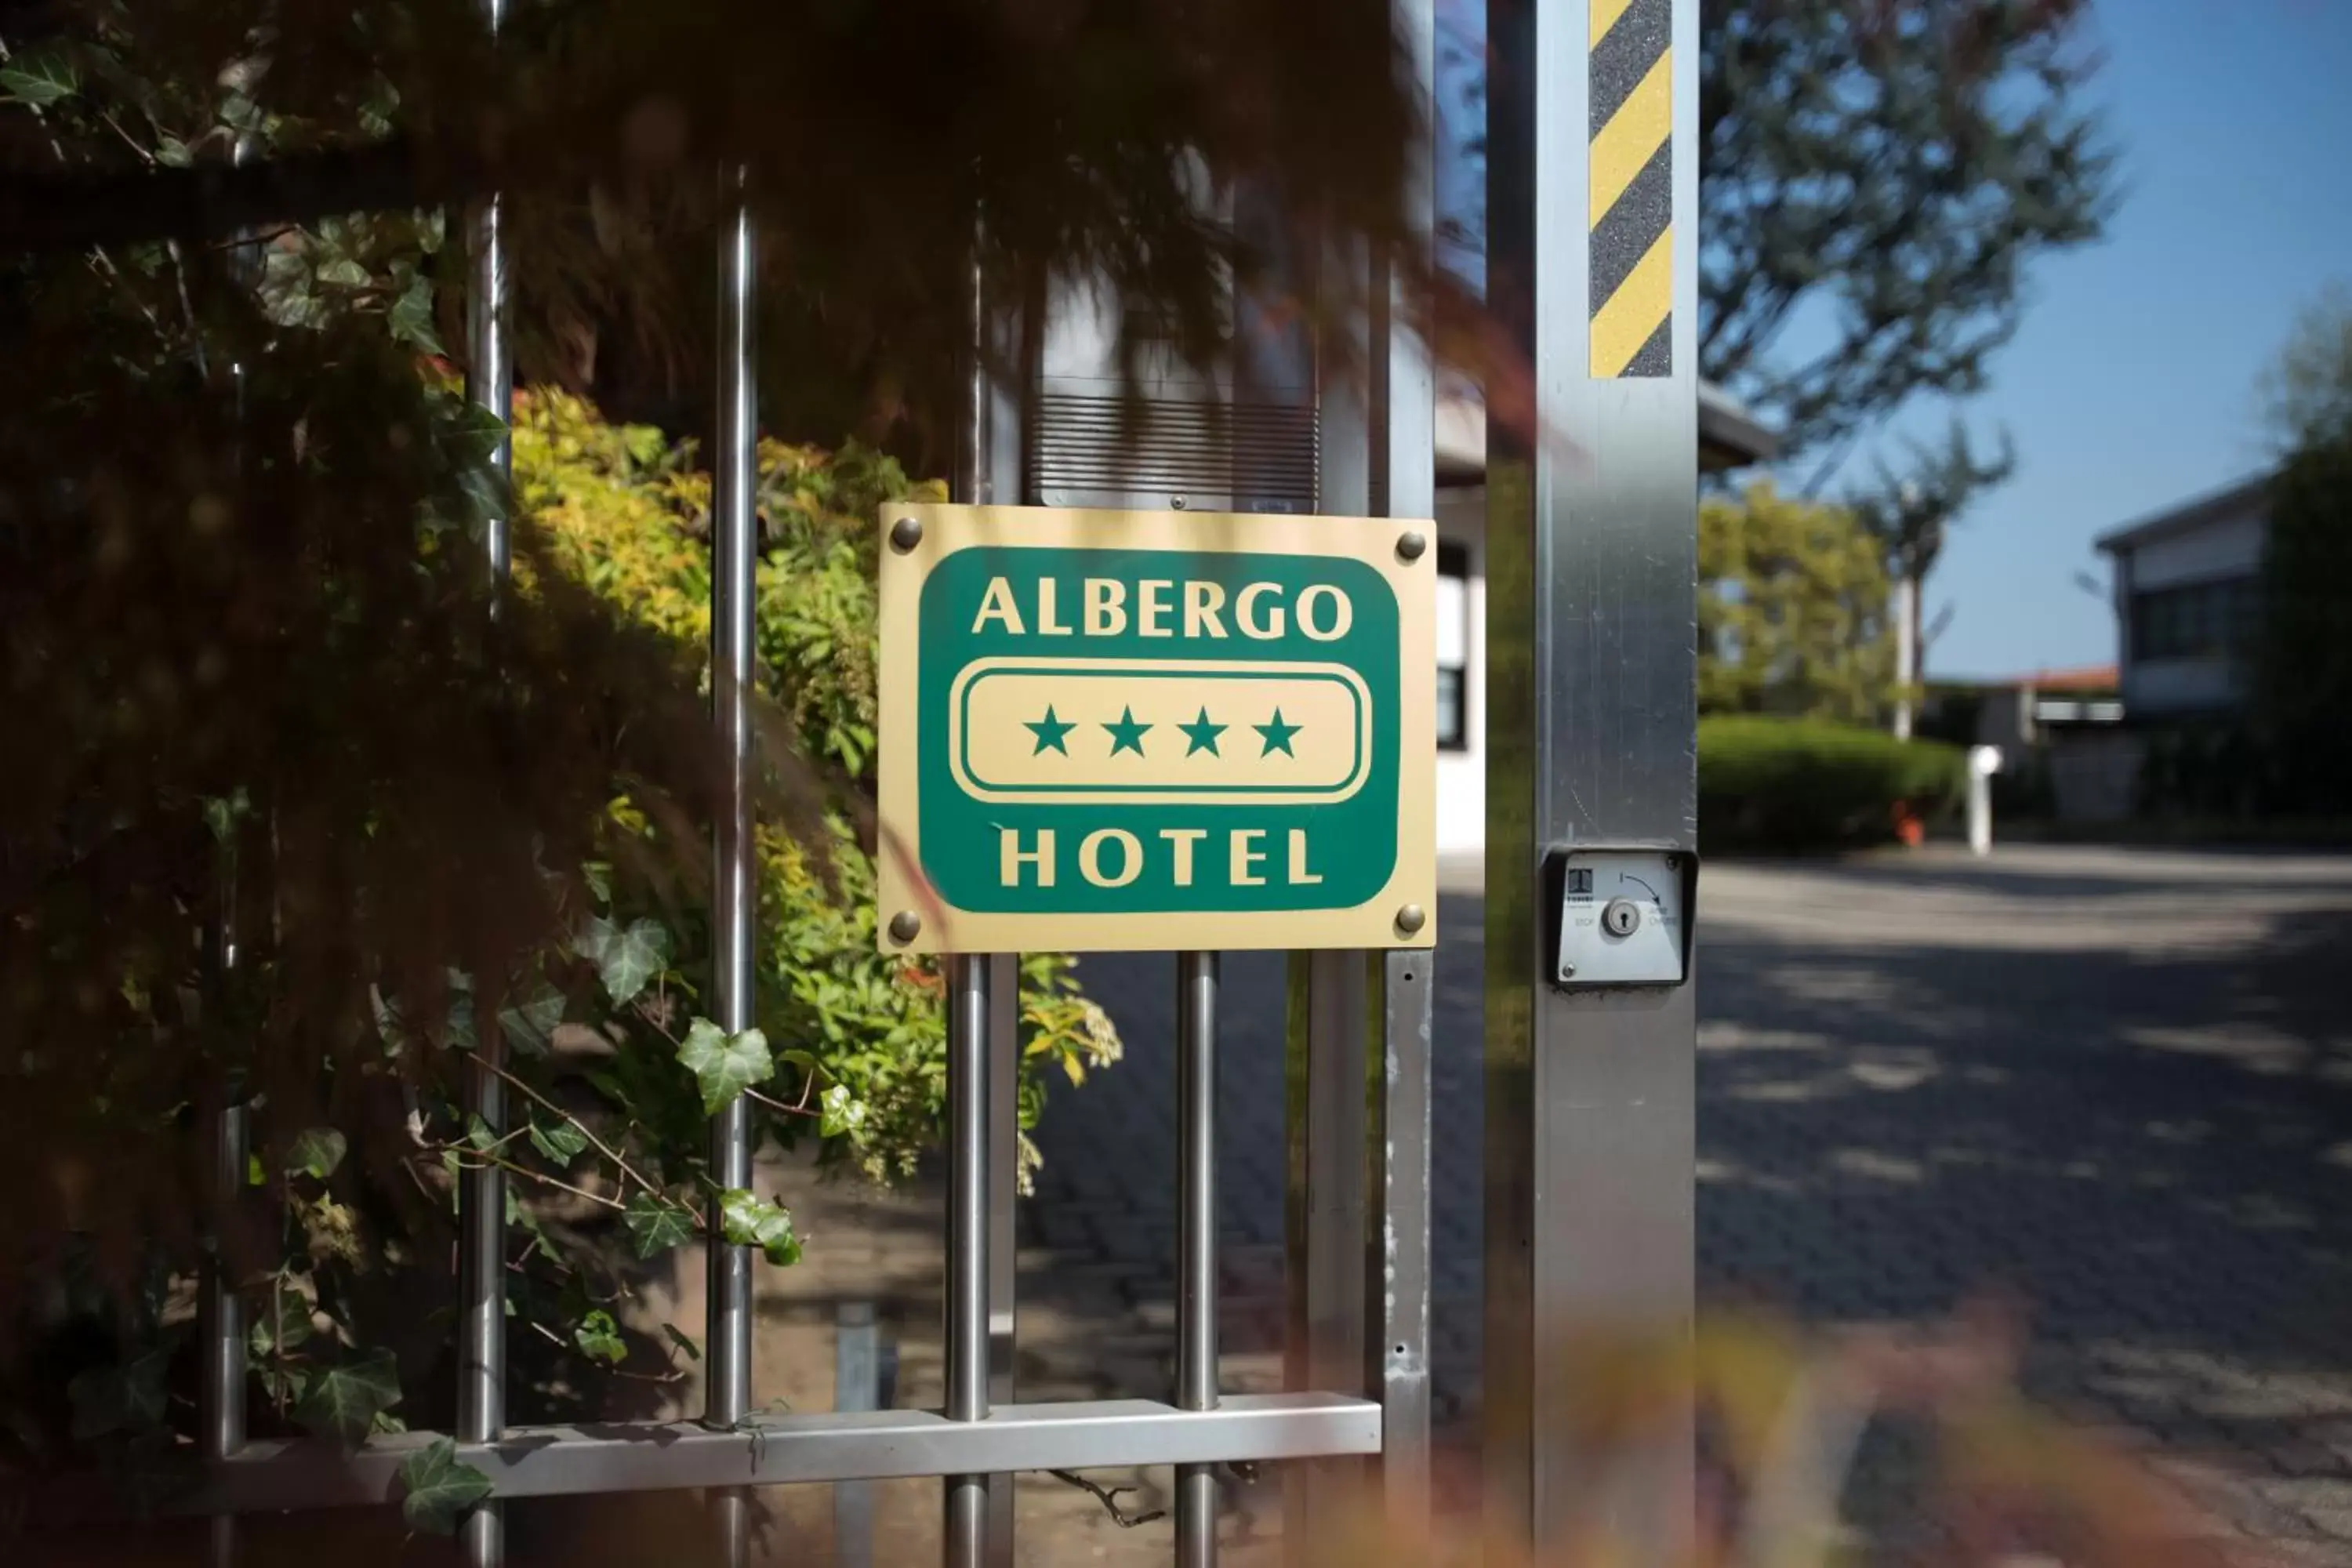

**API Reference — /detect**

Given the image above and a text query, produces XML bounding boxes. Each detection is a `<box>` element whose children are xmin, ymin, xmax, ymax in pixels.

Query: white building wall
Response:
<box><xmin>2128</xmin><ymin>509</ymin><xmax>2264</xmax><ymax>590</ymax></box>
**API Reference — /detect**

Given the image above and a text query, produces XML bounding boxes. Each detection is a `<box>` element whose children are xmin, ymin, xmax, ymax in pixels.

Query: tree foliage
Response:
<box><xmin>2253</xmin><ymin>292</ymin><xmax>2352</xmax><ymax>814</ymax></box>
<box><xmin>1700</xmin><ymin>0</ymin><xmax>2114</xmax><ymax>466</ymax></box>
<box><xmin>1700</xmin><ymin>481</ymin><xmax>1897</xmax><ymax>723</ymax></box>
<box><xmin>0</xmin><ymin>0</ymin><xmax>1406</xmax><ymax>1535</ymax></box>
<box><xmin>1841</xmin><ymin>417</ymin><xmax>2017</xmax><ymax>584</ymax></box>
<box><xmin>517</xmin><ymin>387</ymin><xmax>1121</xmax><ymax>1189</ymax></box>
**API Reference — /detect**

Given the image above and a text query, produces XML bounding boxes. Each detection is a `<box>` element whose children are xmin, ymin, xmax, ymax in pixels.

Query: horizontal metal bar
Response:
<box><xmin>186</xmin><ymin>1394</ymin><xmax>1380</xmax><ymax>1516</ymax></box>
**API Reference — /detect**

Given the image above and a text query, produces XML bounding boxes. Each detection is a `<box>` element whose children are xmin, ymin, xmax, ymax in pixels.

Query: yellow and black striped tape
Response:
<box><xmin>1590</xmin><ymin>0</ymin><xmax>1671</xmax><ymax>378</ymax></box>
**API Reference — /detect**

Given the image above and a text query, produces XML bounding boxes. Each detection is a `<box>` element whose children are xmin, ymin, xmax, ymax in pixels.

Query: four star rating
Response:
<box><xmin>1025</xmin><ymin>702</ymin><xmax>1303</xmax><ymax>759</ymax></box>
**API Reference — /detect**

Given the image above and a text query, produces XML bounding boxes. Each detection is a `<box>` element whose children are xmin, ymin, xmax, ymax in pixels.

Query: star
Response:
<box><xmin>1178</xmin><ymin>706</ymin><xmax>1227</xmax><ymax>757</ymax></box>
<box><xmin>1025</xmin><ymin>705</ymin><xmax>1076</xmax><ymax>756</ymax></box>
<box><xmin>1102</xmin><ymin>706</ymin><xmax>1152</xmax><ymax>757</ymax></box>
<box><xmin>1254</xmin><ymin>709</ymin><xmax>1301</xmax><ymax>757</ymax></box>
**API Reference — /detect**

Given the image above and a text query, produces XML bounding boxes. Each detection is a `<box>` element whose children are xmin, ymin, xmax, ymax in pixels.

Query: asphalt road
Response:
<box><xmin>1029</xmin><ymin>845</ymin><xmax>2352</xmax><ymax>1560</ymax></box>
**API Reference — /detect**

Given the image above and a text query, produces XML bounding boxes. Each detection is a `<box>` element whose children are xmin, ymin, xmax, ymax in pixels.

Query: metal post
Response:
<box><xmin>201</xmin><ymin>1066</ymin><xmax>247</xmax><ymax>1568</ymax></box>
<box><xmin>833</xmin><ymin>1302</ymin><xmax>880</xmax><ymax>1568</ymax></box>
<box><xmin>943</xmin><ymin>956</ymin><xmax>993</xmax><ymax>1568</ymax></box>
<box><xmin>1968</xmin><ymin>745</ymin><xmax>2002</xmax><ymax>855</ymax></box>
<box><xmin>1370</xmin><ymin>950</ymin><xmax>1433</xmax><ymax>1535</ymax></box>
<box><xmin>1483</xmin><ymin>0</ymin><xmax>1698</xmax><ymax>1554</ymax></box>
<box><xmin>1281</xmin><ymin>950</ymin><xmax>1367</xmax><ymax>1547</ymax></box>
<box><xmin>457</xmin><ymin>5</ymin><xmax>514</xmax><ymax>1552</ymax></box>
<box><xmin>956</xmin><ymin>237</ymin><xmax>1022</xmax><ymax>1568</ymax></box>
<box><xmin>706</xmin><ymin>162</ymin><xmax>759</xmax><ymax>1568</ymax></box>
<box><xmin>1176</xmin><ymin>952</ymin><xmax>1221</xmax><ymax>1567</ymax></box>
<box><xmin>985</xmin><ymin>952</ymin><xmax>1018</xmax><ymax>1568</ymax></box>
<box><xmin>1371</xmin><ymin>0</ymin><xmax>1437</xmax><ymax>1529</ymax></box>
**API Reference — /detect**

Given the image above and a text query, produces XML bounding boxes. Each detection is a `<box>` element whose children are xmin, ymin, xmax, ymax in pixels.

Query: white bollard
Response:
<box><xmin>1967</xmin><ymin>745</ymin><xmax>2005</xmax><ymax>856</ymax></box>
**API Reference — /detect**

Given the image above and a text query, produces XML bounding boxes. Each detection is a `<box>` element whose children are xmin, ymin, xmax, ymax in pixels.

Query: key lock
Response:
<box><xmin>1542</xmin><ymin>847</ymin><xmax>1700</xmax><ymax>989</ymax></box>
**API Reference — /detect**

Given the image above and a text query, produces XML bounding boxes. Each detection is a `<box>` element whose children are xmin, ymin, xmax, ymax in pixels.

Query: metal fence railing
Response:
<box><xmin>186</xmin><ymin>4</ymin><xmax>1437</xmax><ymax>1563</ymax></box>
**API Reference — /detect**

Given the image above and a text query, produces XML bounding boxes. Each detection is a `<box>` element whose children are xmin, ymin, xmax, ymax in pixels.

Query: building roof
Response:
<box><xmin>2015</xmin><ymin>664</ymin><xmax>2119</xmax><ymax>692</ymax></box>
<box><xmin>1434</xmin><ymin>380</ymin><xmax>1781</xmax><ymax>485</ymax></box>
<box><xmin>2093</xmin><ymin>470</ymin><xmax>2274</xmax><ymax>555</ymax></box>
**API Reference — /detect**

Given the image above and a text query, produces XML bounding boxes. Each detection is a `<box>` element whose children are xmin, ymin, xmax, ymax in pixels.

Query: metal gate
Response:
<box><xmin>185</xmin><ymin>3</ymin><xmax>1440</xmax><ymax>1564</ymax></box>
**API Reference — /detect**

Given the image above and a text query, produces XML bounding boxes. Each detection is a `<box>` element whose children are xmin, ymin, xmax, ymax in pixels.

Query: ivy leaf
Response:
<box><xmin>68</xmin><ymin>1348</ymin><xmax>172</xmax><ymax>1439</ymax></box>
<box><xmin>397</xmin><ymin>1436</ymin><xmax>492</xmax><ymax>1536</ymax></box>
<box><xmin>818</xmin><ymin>1083</ymin><xmax>867</xmax><ymax>1140</ymax></box>
<box><xmin>528</xmin><ymin>1116</ymin><xmax>589</xmax><ymax>1167</ymax></box>
<box><xmin>296</xmin><ymin>1349</ymin><xmax>402</xmax><ymax>1445</ymax></box>
<box><xmin>249</xmin><ymin>1303</ymin><xmax>313</xmax><ymax>1359</ymax></box>
<box><xmin>466</xmin><ymin>1113</ymin><xmax>499</xmax><ymax>1152</ymax></box>
<box><xmin>677</xmin><ymin>1019</ymin><xmax>773</xmax><ymax>1115</ymax></box>
<box><xmin>719</xmin><ymin>1188</ymin><xmax>802</xmax><ymax>1268</ymax></box>
<box><xmin>579</xmin><ymin>916</ymin><xmax>670</xmax><ymax>1006</ymax></box>
<box><xmin>0</xmin><ymin>50</ymin><xmax>78</xmax><ymax>107</ymax></box>
<box><xmin>574</xmin><ymin>1308</ymin><xmax>626</xmax><ymax>1365</ymax></box>
<box><xmin>285</xmin><ymin>1127</ymin><xmax>347</xmax><ymax>1181</ymax></box>
<box><xmin>498</xmin><ymin>984</ymin><xmax>566</xmax><ymax>1056</ymax></box>
<box><xmin>622</xmin><ymin>1191</ymin><xmax>694</xmax><ymax>1258</ymax></box>
<box><xmin>315</xmin><ymin>256</ymin><xmax>371</xmax><ymax>288</ymax></box>
<box><xmin>660</xmin><ymin>1323</ymin><xmax>701</xmax><ymax>1362</ymax></box>
<box><xmin>387</xmin><ymin>273</ymin><xmax>444</xmax><ymax>355</ymax></box>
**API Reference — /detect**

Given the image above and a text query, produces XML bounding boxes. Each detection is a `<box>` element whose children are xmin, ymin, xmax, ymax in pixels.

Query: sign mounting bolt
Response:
<box><xmin>1395</xmin><ymin>902</ymin><xmax>1427</xmax><ymax>935</ymax></box>
<box><xmin>1396</xmin><ymin>530</ymin><xmax>1428</xmax><ymax>562</ymax></box>
<box><xmin>889</xmin><ymin>516</ymin><xmax>924</xmax><ymax>553</ymax></box>
<box><xmin>887</xmin><ymin>909</ymin><xmax>921</xmax><ymax>944</ymax></box>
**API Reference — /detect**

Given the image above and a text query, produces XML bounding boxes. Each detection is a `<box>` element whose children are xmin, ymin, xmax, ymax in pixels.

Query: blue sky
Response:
<box><xmin>1437</xmin><ymin>0</ymin><xmax>2352</xmax><ymax>680</ymax></box>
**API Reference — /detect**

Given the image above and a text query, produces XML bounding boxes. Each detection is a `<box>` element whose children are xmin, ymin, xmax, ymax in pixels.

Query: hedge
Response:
<box><xmin>1698</xmin><ymin>716</ymin><xmax>1965</xmax><ymax>853</ymax></box>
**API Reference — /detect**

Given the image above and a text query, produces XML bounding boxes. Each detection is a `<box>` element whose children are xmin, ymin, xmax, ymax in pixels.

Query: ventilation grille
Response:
<box><xmin>1029</xmin><ymin>394</ymin><xmax>1319</xmax><ymax>514</ymax></box>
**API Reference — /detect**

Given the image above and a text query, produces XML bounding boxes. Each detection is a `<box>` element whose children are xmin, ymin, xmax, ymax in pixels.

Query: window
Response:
<box><xmin>2131</xmin><ymin>577</ymin><xmax>2259</xmax><ymax>662</ymax></box>
<box><xmin>1436</xmin><ymin>541</ymin><xmax>1470</xmax><ymax>750</ymax></box>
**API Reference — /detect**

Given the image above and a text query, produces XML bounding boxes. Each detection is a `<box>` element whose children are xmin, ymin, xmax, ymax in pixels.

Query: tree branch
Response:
<box><xmin>0</xmin><ymin>139</ymin><xmax>477</xmax><ymax>251</ymax></box>
<box><xmin>1048</xmin><ymin>1471</ymin><xmax>1168</xmax><ymax>1529</ymax></box>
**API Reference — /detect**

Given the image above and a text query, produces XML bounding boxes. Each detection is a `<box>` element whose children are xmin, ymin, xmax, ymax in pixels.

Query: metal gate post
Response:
<box><xmin>1282</xmin><ymin>228</ymin><xmax>1374</xmax><ymax>1549</ymax></box>
<box><xmin>951</xmin><ymin>238</ymin><xmax>1023</xmax><ymax>1568</ymax></box>
<box><xmin>1483</xmin><ymin>0</ymin><xmax>1698</xmax><ymax>1553</ymax></box>
<box><xmin>1282</xmin><ymin>949</ymin><xmax>1368</xmax><ymax>1542</ymax></box>
<box><xmin>1370</xmin><ymin>0</ymin><xmax>1437</xmax><ymax>1526</ymax></box>
<box><xmin>201</xmin><ymin>864</ymin><xmax>248</xmax><ymax>1568</ymax></box>
<box><xmin>707</xmin><ymin>162</ymin><xmax>760</xmax><ymax>1568</ymax></box>
<box><xmin>985</xmin><ymin>953</ymin><xmax>1018</xmax><ymax>1568</ymax></box>
<box><xmin>457</xmin><ymin>4</ymin><xmax>515</xmax><ymax>1553</ymax></box>
<box><xmin>943</xmin><ymin>956</ymin><xmax>993</xmax><ymax>1567</ymax></box>
<box><xmin>1176</xmin><ymin>952</ymin><xmax>1221</xmax><ymax>1566</ymax></box>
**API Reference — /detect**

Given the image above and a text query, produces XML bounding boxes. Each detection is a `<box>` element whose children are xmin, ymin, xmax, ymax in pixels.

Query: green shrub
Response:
<box><xmin>1698</xmin><ymin>716</ymin><xmax>1965</xmax><ymax>853</ymax></box>
<box><xmin>516</xmin><ymin>388</ymin><xmax>1120</xmax><ymax>1188</ymax></box>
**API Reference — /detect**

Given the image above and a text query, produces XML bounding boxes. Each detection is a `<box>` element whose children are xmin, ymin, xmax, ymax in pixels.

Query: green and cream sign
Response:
<box><xmin>876</xmin><ymin>505</ymin><xmax>1436</xmax><ymax>953</ymax></box>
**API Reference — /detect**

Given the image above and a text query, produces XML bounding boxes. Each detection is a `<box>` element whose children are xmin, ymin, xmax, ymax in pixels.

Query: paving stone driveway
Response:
<box><xmin>1026</xmin><ymin>845</ymin><xmax>2352</xmax><ymax>1560</ymax></box>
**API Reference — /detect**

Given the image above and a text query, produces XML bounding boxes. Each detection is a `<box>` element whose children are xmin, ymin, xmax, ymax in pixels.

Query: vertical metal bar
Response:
<box><xmin>1370</xmin><ymin>952</ymin><xmax>1433</xmax><ymax>1534</ymax></box>
<box><xmin>706</xmin><ymin>162</ymin><xmax>760</xmax><ymax>1568</ymax></box>
<box><xmin>457</xmin><ymin>6</ymin><xmax>514</xmax><ymax>1554</ymax></box>
<box><xmin>1281</xmin><ymin>949</ymin><xmax>1368</xmax><ymax>1550</ymax></box>
<box><xmin>201</xmin><ymin>992</ymin><xmax>247</xmax><ymax>1568</ymax></box>
<box><xmin>833</xmin><ymin>1301</ymin><xmax>880</xmax><ymax>1568</ymax></box>
<box><xmin>1283</xmin><ymin>223</ymin><xmax>1376</xmax><ymax>1552</ymax></box>
<box><xmin>943</xmin><ymin>956</ymin><xmax>993</xmax><ymax>1568</ymax></box>
<box><xmin>1484</xmin><ymin>0</ymin><xmax>1698</xmax><ymax>1553</ymax></box>
<box><xmin>1371</xmin><ymin>0</ymin><xmax>1437</xmax><ymax>1526</ymax></box>
<box><xmin>950</xmin><ymin>232</ymin><xmax>1021</xmax><ymax>1568</ymax></box>
<box><xmin>957</xmin><ymin>233</ymin><xmax>1021</xmax><ymax>1568</ymax></box>
<box><xmin>1176</xmin><ymin>952</ymin><xmax>1222</xmax><ymax>1566</ymax></box>
<box><xmin>984</xmin><ymin>952</ymin><xmax>1019</xmax><ymax>1568</ymax></box>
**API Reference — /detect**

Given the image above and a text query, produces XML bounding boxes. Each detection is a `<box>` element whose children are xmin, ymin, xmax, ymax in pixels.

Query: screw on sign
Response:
<box><xmin>873</xmin><ymin>504</ymin><xmax>1438</xmax><ymax>954</ymax></box>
